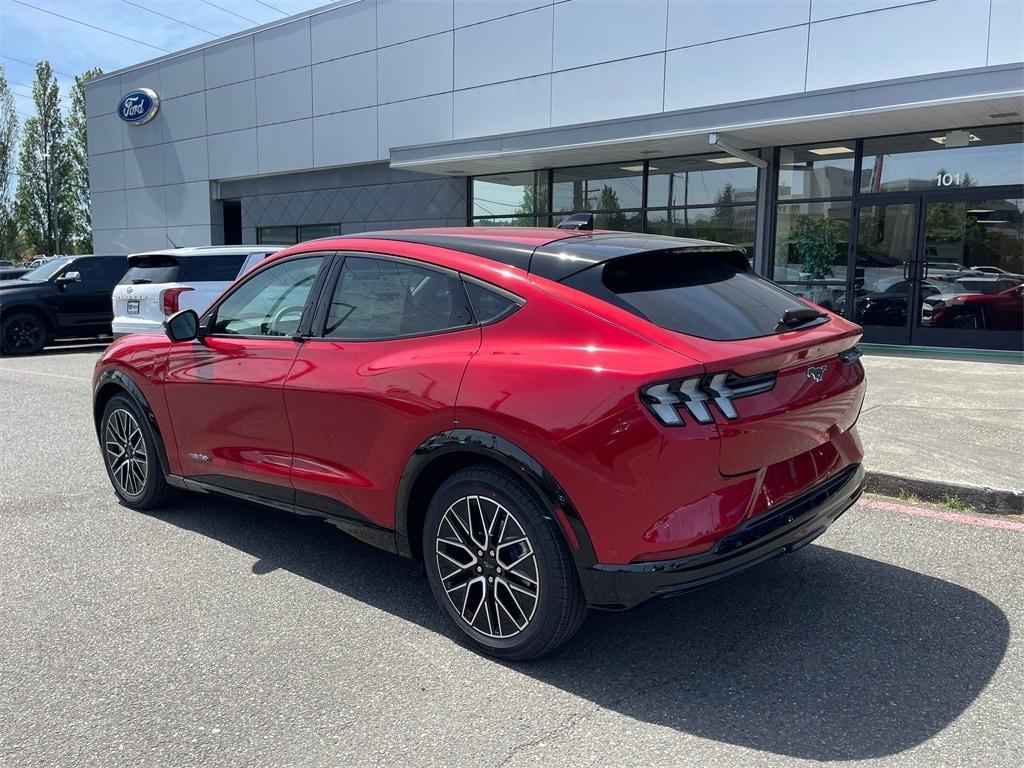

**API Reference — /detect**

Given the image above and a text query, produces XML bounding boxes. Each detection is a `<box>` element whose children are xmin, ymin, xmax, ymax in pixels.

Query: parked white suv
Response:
<box><xmin>111</xmin><ymin>246</ymin><xmax>280</xmax><ymax>337</ymax></box>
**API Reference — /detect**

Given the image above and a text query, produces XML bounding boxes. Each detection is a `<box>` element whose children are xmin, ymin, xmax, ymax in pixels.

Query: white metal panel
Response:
<box><xmin>91</xmin><ymin>190</ymin><xmax>128</xmax><ymax>230</ymax></box>
<box><xmin>124</xmin><ymin>144</ymin><xmax>164</xmax><ymax>190</ymax></box>
<box><xmin>807</xmin><ymin>0</ymin><xmax>989</xmax><ymax>91</ymax></box>
<box><xmin>165</xmin><ymin>181</ymin><xmax>213</xmax><ymax>227</ymax></box>
<box><xmin>377</xmin><ymin>0</ymin><xmax>454</xmax><ymax>47</ymax></box>
<box><xmin>378</xmin><ymin>93</ymin><xmax>454</xmax><ymax>156</ymax></box>
<box><xmin>205</xmin><ymin>81</ymin><xmax>257</xmax><ymax>135</ymax></box>
<box><xmin>163</xmin><ymin>138</ymin><xmax>209</xmax><ymax>185</ymax></box>
<box><xmin>254</xmin><ymin>19</ymin><xmax>312</xmax><ymax>78</ymax></box>
<box><xmin>208</xmin><ymin>129</ymin><xmax>258</xmax><ymax>179</ymax></box>
<box><xmin>88</xmin><ymin>152</ymin><xmax>125</xmax><ymax>193</ymax></box>
<box><xmin>454</xmin><ymin>75</ymin><xmax>551</xmax><ymax>138</ymax></box>
<box><xmin>810</xmin><ymin>0</ymin><xmax>928</xmax><ymax>21</ymax></box>
<box><xmin>667</xmin><ymin>0</ymin><xmax>810</xmax><ymax>49</ymax></box>
<box><xmin>455</xmin><ymin>6</ymin><xmax>553</xmax><ymax>89</ymax></box>
<box><xmin>455</xmin><ymin>0</ymin><xmax>552</xmax><ymax>27</ymax></box>
<box><xmin>311</xmin><ymin>0</ymin><xmax>378</xmax><ymax>62</ymax></box>
<box><xmin>313</xmin><ymin>52</ymin><xmax>378</xmax><ymax>116</ymax></box>
<box><xmin>665</xmin><ymin>26</ymin><xmax>808</xmax><ymax>111</ymax></box>
<box><xmin>552</xmin><ymin>53</ymin><xmax>665</xmax><ymax>126</ymax></box>
<box><xmin>204</xmin><ymin>36</ymin><xmax>256</xmax><ymax>90</ymax></box>
<box><xmin>256</xmin><ymin>68</ymin><xmax>313</xmax><ymax>126</ymax></box>
<box><xmin>553</xmin><ymin>0</ymin><xmax>668</xmax><ymax>71</ymax></box>
<box><xmin>378</xmin><ymin>33</ymin><xmax>454</xmax><ymax>103</ymax></box>
<box><xmin>314</xmin><ymin>107</ymin><xmax>379</xmax><ymax>167</ymax></box>
<box><xmin>258</xmin><ymin>120</ymin><xmax>314</xmax><ymax>174</ymax></box>
<box><xmin>87</xmin><ymin>113</ymin><xmax>125</xmax><ymax>155</ymax></box>
<box><xmin>85</xmin><ymin>76</ymin><xmax>123</xmax><ymax>118</ymax></box>
<box><xmin>160</xmin><ymin>52</ymin><xmax>205</xmax><ymax>100</ymax></box>
<box><xmin>162</xmin><ymin>92</ymin><xmax>207</xmax><ymax>142</ymax></box>
<box><xmin>126</xmin><ymin>186</ymin><xmax>167</xmax><ymax>229</ymax></box>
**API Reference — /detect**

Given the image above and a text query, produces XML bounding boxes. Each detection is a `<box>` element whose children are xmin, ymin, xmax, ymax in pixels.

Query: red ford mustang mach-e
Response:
<box><xmin>93</xmin><ymin>227</ymin><xmax>866</xmax><ymax>660</ymax></box>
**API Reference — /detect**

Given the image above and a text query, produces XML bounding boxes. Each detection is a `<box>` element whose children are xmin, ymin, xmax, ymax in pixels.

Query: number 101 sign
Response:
<box><xmin>935</xmin><ymin>172</ymin><xmax>963</xmax><ymax>187</ymax></box>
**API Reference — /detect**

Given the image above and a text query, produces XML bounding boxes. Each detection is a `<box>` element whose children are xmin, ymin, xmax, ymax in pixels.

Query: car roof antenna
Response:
<box><xmin>165</xmin><ymin>233</ymin><xmax>180</xmax><ymax>249</ymax></box>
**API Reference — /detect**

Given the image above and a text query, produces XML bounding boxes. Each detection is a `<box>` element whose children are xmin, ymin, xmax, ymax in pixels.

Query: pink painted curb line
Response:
<box><xmin>860</xmin><ymin>496</ymin><xmax>1024</xmax><ymax>531</ymax></box>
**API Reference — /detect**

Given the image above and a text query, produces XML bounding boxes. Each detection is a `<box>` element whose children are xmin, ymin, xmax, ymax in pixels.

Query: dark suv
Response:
<box><xmin>0</xmin><ymin>254</ymin><xmax>128</xmax><ymax>355</ymax></box>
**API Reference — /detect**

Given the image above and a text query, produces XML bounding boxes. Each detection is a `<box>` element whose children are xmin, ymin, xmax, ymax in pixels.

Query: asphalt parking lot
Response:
<box><xmin>1</xmin><ymin>347</ymin><xmax>1022</xmax><ymax>768</ymax></box>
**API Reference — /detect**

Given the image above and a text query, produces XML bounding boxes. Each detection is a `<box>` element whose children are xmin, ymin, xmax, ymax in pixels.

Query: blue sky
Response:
<box><xmin>2</xmin><ymin>0</ymin><xmax>330</xmax><ymax>117</ymax></box>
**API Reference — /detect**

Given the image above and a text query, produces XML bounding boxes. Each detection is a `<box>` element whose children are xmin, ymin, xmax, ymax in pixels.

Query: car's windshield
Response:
<box><xmin>18</xmin><ymin>257</ymin><xmax>72</xmax><ymax>282</ymax></box>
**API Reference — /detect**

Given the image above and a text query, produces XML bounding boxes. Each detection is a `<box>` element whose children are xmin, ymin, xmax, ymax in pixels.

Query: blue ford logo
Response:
<box><xmin>118</xmin><ymin>88</ymin><xmax>159</xmax><ymax>125</ymax></box>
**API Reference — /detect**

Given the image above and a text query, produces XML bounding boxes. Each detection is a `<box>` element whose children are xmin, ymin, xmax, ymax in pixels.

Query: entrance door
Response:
<box><xmin>852</xmin><ymin>192</ymin><xmax>1024</xmax><ymax>351</ymax></box>
<box><xmin>913</xmin><ymin>194</ymin><xmax>1024</xmax><ymax>351</ymax></box>
<box><xmin>851</xmin><ymin>198</ymin><xmax>922</xmax><ymax>344</ymax></box>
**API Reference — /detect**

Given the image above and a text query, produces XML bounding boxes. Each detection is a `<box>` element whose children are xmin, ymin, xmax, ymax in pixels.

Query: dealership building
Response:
<box><xmin>85</xmin><ymin>0</ymin><xmax>1023</xmax><ymax>352</ymax></box>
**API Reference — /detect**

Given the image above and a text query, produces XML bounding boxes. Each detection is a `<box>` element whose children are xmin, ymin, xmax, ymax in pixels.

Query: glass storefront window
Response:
<box><xmin>299</xmin><ymin>224</ymin><xmax>341</xmax><ymax>241</ymax></box>
<box><xmin>551</xmin><ymin>211</ymin><xmax>644</xmax><ymax>231</ymax></box>
<box><xmin>471</xmin><ymin>171</ymin><xmax>546</xmax><ymax>218</ymax></box>
<box><xmin>861</xmin><ymin>125</ymin><xmax>1024</xmax><ymax>193</ymax></box>
<box><xmin>646</xmin><ymin>206</ymin><xmax>757</xmax><ymax>259</ymax></box>
<box><xmin>774</xmin><ymin>201</ymin><xmax>851</xmax><ymax>310</ymax></box>
<box><xmin>257</xmin><ymin>226</ymin><xmax>298</xmax><ymax>245</ymax></box>
<box><xmin>471</xmin><ymin>216</ymin><xmax>540</xmax><ymax>227</ymax></box>
<box><xmin>778</xmin><ymin>143</ymin><xmax>860</xmax><ymax>200</ymax></box>
<box><xmin>647</xmin><ymin>154</ymin><xmax>759</xmax><ymax>207</ymax></box>
<box><xmin>552</xmin><ymin>163</ymin><xmax>643</xmax><ymax>213</ymax></box>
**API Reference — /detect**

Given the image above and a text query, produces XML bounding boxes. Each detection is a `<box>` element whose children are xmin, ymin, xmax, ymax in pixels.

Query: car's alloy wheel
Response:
<box><xmin>424</xmin><ymin>467</ymin><xmax>586</xmax><ymax>660</ymax></box>
<box><xmin>104</xmin><ymin>408</ymin><xmax>149</xmax><ymax>497</ymax></box>
<box><xmin>2</xmin><ymin>312</ymin><xmax>47</xmax><ymax>355</ymax></box>
<box><xmin>100</xmin><ymin>394</ymin><xmax>170</xmax><ymax>510</ymax></box>
<box><xmin>435</xmin><ymin>495</ymin><xmax>540</xmax><ymax>639</ymax></box>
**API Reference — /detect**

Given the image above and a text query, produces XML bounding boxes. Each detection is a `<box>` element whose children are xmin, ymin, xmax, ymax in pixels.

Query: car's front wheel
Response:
<box><xmin>100</xmin><ymin>394</ymin><xmax>170</xmax><ymax>510</ymax></box>
<box><xmin>423</xmin><ymin>466</ymin><xmax>586</xmax><ymax>660</ymax></box>
<box><xmin>1</xmin><ymin>311</ymin><xmax>48</xmax><ymax>355</ymax></box>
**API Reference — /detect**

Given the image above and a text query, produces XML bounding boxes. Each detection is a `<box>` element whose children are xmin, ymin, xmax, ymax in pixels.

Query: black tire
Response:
<box><xmin>1</xmin><ymin>311</ymin><xmax>49</xmax><ymax>355</ymax></box>
<box><xmin>99</xmin><ymin>394</ymin><xmax>170</xmax><ymax>510</ymax></box>
<box><xmin>423</xmin><ymin>466</ymin><xmax>587</xmax><ymax>661</ymax></box>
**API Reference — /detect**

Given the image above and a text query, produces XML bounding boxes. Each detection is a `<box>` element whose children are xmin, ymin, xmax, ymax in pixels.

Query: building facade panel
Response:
<box><xmin>455</xmin><ymin>0</ymin><xmax>553</xmax><ymax>27</ymax></box>
<box><xmin>313</xmin><ymin>108</ymin><xmax>379</xmax><ymax>167</ymax></box>
<box><xmin>377</xmin><ymin>0</ymin><xmax>454</xmax><ymax>47</ymax></box>
<box><xmin>254</xmin><ymin>18</ymin><xmax>312</xmax><ymax>77</ymax></box>
<box><xmin>88</xmin><ymin>152</ymin><xmax>126</xmax><ymax>193</ymax></box>
<box><xmin>163</xmin><ymin>137</ymin><xmax>209</xmax><ymax>186</ymax></box>
<box><xmin>454</xmin><ymin>6</ymin><xmax>553</xmax><ymax>90</ymax></box>
<box><xmin>161</xmin><ymin>92</ymin><xmax>208</xmax><ymax>142</ymax></box>
<box><xmin>311</xmin><ymin>0</ymin><xmax>378</xmax><ymax>62</ymax></box>
<box><xmin>207</xmin><ymin>129</ymin><xmax>258</xmax><ymax>180</ymax></box>
<box><xmin>666</xmin><ymin>0</ymin><xmax>810</xmax><ymax>49</ymax></box>
<box><xmin>454</xmin><ymin>75</ymin><xmax>551</xmax><ymax>139</ymax></box>
<box><xmin>205</xmin><ymin>80</ymin><xmax>257</xmax><ymax>135</ymax></box>
<box><xmin>203</xmin><ymin>35</ymin><xmax>255</xmax><ymax>90</ymax></box>
<box><xmin>551</xmin><ymin>54</ymin><xmax>665</xmax><ymax>126</ymax></box>
<box><xmin>255</xmin><ymin>67</ymin><xmax>314</xmax><ymax>126</ymax></box>
<box><xmin>258</xmin><ymin>120</ymin><xmax>314</xmax><ymax>175</ymax></box>
<box><xmin>378</xmin><ymin>93</ymin><xmax>453</xmax><ymax>157</ymax></box>
<box><xmin>312</xmin><ymin>52</ymin><xmax>378</xmax><ymax>116</ymax></box>
<box><xmin>123</xmin><ymin>144</ymin><xmax>164</xmax><ymax>190</ymax></box>
<box><xmin>377</xmin><ymin>32</ymin><xmax>454</xmax><ymax>104</ymax></box>
<box><xmin>159</xmin><ymin>52</ymin><xmax>206</xmax><ymax>100</ymax></box>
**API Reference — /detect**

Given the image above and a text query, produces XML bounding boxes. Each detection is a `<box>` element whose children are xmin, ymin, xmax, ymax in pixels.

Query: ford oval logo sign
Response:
<box><xmin>118</xmin><ymin>88</ymin><xmax>159</xmax><ymax>125</ymax></box>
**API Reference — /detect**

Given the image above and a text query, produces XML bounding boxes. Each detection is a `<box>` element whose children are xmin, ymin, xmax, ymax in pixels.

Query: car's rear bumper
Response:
<box><xmin>112</xmin><ymin>319</ymin><xmax>163</xmax><ymax>338</ymax></box>
<box><xmin>580</xmin><ymin>463</ymin><xmax>864</xmax><ymax>610</ymax></box>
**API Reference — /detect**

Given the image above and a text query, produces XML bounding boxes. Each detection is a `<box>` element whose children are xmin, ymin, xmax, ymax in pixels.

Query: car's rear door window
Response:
<box><xmin>180</xmin><ymin>254</ymin><xmax>246</xmax><ymax>282</ymax></box>
<box><xmin>561</xmin><ymin>249</ymin><xmax>821</xmax><ymax>341</ymax></box>
<box><xmin>323</xmin><ymin>256</ymin><xmax>474</xmax><ymax>340</ymax></box>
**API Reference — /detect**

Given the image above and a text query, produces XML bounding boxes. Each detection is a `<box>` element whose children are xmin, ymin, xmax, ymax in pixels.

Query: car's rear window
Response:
<box><xmin>561</xmin><ymin>249</ymin><xmax>818</xmax><ymax>341</ymax></box>
<box><xmin>119</xmin><ymin>253</ymin><xmax>247</xmax><ymax>285</ymax></box>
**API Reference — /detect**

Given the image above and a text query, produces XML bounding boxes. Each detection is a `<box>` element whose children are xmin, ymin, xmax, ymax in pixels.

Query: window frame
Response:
<box><xmin>307</xmin><ymin>251</ymin><xmax>482</xmax><ymax>343</ymax></box>
<box><xmin>201</xmin><ymin>252</ymin><xmax>335</xmax><ymax>341</ymax></box>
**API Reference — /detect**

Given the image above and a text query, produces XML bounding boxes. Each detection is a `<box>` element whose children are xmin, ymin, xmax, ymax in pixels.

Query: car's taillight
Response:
<box><xmin>162</xmin><ymin>286</ymin><xmax>194</xmax><ymax>316</ymax></box>
<box><xmin>641</xmin><ymin>371</ymin><xmax>777</xmax><ymax>426</ymax></box>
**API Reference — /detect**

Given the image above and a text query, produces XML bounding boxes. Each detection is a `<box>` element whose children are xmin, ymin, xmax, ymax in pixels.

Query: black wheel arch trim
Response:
<box><xmin>93</xmin><ymin>369</ymin><xmax>171</xmax><ymax>476</ymax></box>
<box><xmin>395</xmin><ymin>428</ymin><xmax>598</xmax><ymax>569</ymax></box>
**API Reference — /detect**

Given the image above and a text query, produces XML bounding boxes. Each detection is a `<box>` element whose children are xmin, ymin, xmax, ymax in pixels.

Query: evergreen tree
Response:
<box><xmin>67</xmin><ymin>68</ymin><xmax>102</xmax><ymax>253</ymax></box>
<box><xmin>15</xmin><ymin>61</ymin><xmax>73</xmax><ymax>256</ymax></box>
<box><xmin>0</xmin><ymin>64</ymin><xmax>18</xmax><ymax>260</ymax></box>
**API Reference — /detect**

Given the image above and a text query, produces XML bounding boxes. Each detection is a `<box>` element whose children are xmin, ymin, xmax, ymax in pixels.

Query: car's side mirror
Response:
<box><xmin>56</xmin><ymin>271</ymin><xmax>81</xmax><ymax>287</ymax></box>
<box><xmin>164</xmin><ymin>309</ymin><xmax>200</xmax><ymax>343</ymax></box>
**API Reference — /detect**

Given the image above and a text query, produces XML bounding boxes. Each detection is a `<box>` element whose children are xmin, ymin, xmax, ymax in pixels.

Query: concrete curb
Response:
<box><xmin>864</xmin><ymin>470</ymin><xmax>1024</xmax><ymax>516</ymax></box>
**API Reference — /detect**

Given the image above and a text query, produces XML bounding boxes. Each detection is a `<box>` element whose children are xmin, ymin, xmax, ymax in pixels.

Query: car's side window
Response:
<box><xmin>210</xmin><ymin>256</ymin><xmax>323</xmax><ymax>338</ymax></box>
<box><xmin>323</xmin><ymin>256</ymin><xmax>473</xmax><ymax>340</ymax></box>
<box><xmin>68</xmin><ymin>260</ymin><xmax>107</xmax><ymax>285</ymax></box>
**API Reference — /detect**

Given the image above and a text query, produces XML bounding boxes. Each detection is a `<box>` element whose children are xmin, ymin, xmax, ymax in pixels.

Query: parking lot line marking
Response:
<box><xmin>0</xmin><ymin>367</ymin><xmax>90</xmax><ymax>383</ymax></box>
<box><xmin>860</xmin><ymin>497</ymin><xmax>1024</xmax><ymax>531</ymax></box>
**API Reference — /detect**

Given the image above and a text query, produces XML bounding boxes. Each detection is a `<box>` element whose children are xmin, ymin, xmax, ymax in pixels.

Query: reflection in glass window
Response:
<box><xmin>861</xmin><ymin>125</ymin><xmax>1024</xmax><ymax>193</ymax></box>
<box><xmin>470</xmin><ymin>216</ymin><xmax>540</xmax><ymax>227</ymax></box>
<box><xmin>212</xmin><ymin>257</ymin><xmax>322</xmax><ymax>337</ymax></box>
<box><xmin>552</xmin><ymin>163</ymin><xmax>643</xmax><ymax>213</ymax></box>
<box><xmin>472</xmin><ymin>171</ymin><xmax>546</xmax><ymax>218</ymax></box>
<box><xmin>258</xmin><ymin>226</ymin><xmax>298</xmax><ymax>246</ymax></box>
<box><xmin>646</xmin><ymin>206</ymin><xmax>757</xmax><ymax>259</ymax></box>
<box><xmin>647</xmin><ymin>154</ymin><xmax>759</xmax><ymax>207</ymax></box>
<box><xmin>774</xmin><ymin>201</ymin><xmax>851</xmax><ymax>311</ymax></box>
<box><xmin>325</xmin><ymin>257</ymin><xmax>473</xmax><ymax>340</ymax></box>
<box><xmin>299</xmin><ymin>224</ymin><xmax>341</xmax><ymax>241</ymax></box>
<box><xmin>778</xmin><ymin>143</ymin><xmax>860</xmax><ymax>200</ymax></box>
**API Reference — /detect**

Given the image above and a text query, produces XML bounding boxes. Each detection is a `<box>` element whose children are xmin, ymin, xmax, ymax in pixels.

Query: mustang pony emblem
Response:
<box><xmin>806</xmin><ymin>365</ymin><xmax>828</xmax><ymax>383</ymax></box>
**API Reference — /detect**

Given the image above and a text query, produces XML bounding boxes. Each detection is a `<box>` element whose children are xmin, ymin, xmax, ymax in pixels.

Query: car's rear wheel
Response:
<box><xmin>423</xmin><ymin>466</ymin><xmax>586</xmax><ymax>661</ymax></box>
<box><xmin>1</xmin><ymin>311</ymin><xmax>48</xmax><ymax>355</ymax></box>
<box><xmin>100</xmin><ymin>394</ymin><xmax>170</xmax><ymax>510</ymax></box>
